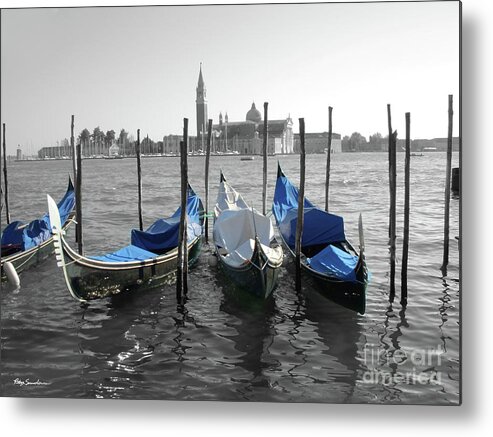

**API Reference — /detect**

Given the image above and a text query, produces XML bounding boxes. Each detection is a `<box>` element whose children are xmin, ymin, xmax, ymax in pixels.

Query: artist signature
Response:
<box><xmin>13</xmin><ymin>378</ymin><xmax>51</xmax><ymax>387</ymax></box>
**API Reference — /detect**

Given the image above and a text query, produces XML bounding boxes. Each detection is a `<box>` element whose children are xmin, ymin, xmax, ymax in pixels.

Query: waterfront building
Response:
<box><xmin>212</xmin><ymin>103</ymin><xmax>294</xmax><ymax>155</ymax></box>
<box><xmin>195</xmin><ymin>66</ymin><xmax>294</xmax><ymax>155</ymax></box>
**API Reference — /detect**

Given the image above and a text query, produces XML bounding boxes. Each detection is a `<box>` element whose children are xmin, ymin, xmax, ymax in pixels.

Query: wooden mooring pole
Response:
<box><xmin>75</xmin><ymin>139</ymin><xmax>83</xmax><ymax>255</ymax></box>
<box><xmin>136</xmin><ymin>129</ymin><xmax>143</xmax><ymax>231</ymax></box>
<box><xmin>387</xmin><ymin>104</ymin><xmax>392</xmax><ymax>238</ymax></box>
<box><xmin>325</xmin><ymin>106</ymin><xmax>333</xmax><ymax>212</ymax></box>
<box><xmin>401</xmin><ymin>112</ymin><xmax>411</xmax><ymax>305</ymax></box>
<box><xmin>177</xmin><ymin>119</ymin><xmax>189</xmax><ymax>300</ymax></box>
<box><xmin>2</xmin><ymin>123</ymin><xmax>10</xmax><ymax>224</ymax></box>
<box><xmin>295</xmin><ymin>118</ymin><xmax>306</xmax><ymax>292</ymax></box>
<box><xmin>388</xmin><ymin>104</ymin><xmax>397</xmax><ymax>300</ymax></box>
<box><xmin>205</xmin><ymin>119</ymin><xmax>213</xmax><ymax>243</ymax></box>
<box><xmin>71</xmin><ymin>115</ymin><xmax>76</xmax><ymax>185</ymax></box>
<box><xmin>0</xmin><ymin>127</ymin><xmax>2</xmax><ymax>219</ymax></box>
<box><xmin>262</xmin><ymin>102</ymin><xmax>268</xmax><ymax>216</ymax></box>
<box><xmin>441</xmin><ymin>95</ymin><xmax>453</xmax><ymax>272</ymax></box>
<box><xmin>70</xmin><ymin>116</ymin><xmax>78</xmax><ymax>244</ymax></box>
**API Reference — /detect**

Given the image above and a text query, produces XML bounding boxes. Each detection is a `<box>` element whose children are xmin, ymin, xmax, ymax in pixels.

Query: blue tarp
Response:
<box><xmin>272</xmin><ymin>170</ymin><xmax>359</xmax><ymax>282</ymax></box>
<box><xmin>89</xmin><ymin>186</ymin><xmax>203</xmax><ymax>263</ymax></box>
<box><xmin>90</xmin><ymin>245</ymin><xmax>157</xmax><ymax>263</ymax></box>
<box><xmin>307</xmin><ymin>243</ymin><xmax>358</xmax><ymax>282</ymax></box>
<box><xmin>130</xmin><ymin>187</ymin><xmax>203</xmax><ymax>254</ymax></box>
<box><xmin>273</xmin><ymin>174</ymin><xmax>346</xmax><ymax>249</ymax></box>
<box><xmin>272</xmin><ymin>174</ymin><xmax>314</xmax><ymax>223</ymax></box>
<box><xmin>1</xmin><ymin>179</ymin><xmax>76</xmax><ymax>252</ymax></box>
<box><xmin>278</xmin><ymin>207</ymin><xmax>346</xmax><ymax>249</ymax></box>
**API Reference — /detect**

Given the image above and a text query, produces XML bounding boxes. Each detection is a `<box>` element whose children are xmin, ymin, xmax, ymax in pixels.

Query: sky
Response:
<box><xmin>1</xmin><ymin>0</ymin><xmax>460</xmax><ymax>155</ymax></box>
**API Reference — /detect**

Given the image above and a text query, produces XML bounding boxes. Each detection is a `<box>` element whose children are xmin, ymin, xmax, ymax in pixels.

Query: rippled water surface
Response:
<box><xmin>1</xmin><ymin>152</ymin><xmax>460</xmax><ymax>404</ymax></box>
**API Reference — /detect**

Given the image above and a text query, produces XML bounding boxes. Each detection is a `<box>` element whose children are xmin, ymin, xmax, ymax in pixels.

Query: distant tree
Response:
<box><xmin>79</xmin><ymin>129</ymin><xmax>90</xmax><ymax>156</ymax></box>
<box><xmin>369</xmin><ymin>132</ymin><xmax>383</xmax><ymax>151</ymax></box>
<box><xmin>342</xmin><ymin>132</ymin><xmax>367</xmax><ymax>152</ymax></box>
<box><xmin>118</xmin><ymin>129</ymin><xmax>129</xmax><ymax>155</ymax></box>
<box><xmin>369</xmin><ymin>132</ymin><xmax>382</xmax><ymax>144</ymax></box>
<box><xmin>342</xmin><ymin>135</ymin><xmax>351</xmax><ymax>152</ymax></box>
<box><xmin>351</xmin><ymin>132</ymin><xmax>367</xmax><ymax>151</ymax></box>
<box><xmin>92</xmin><ymin>126</ymin><xmax>105</xmax><ymax>156</ymax></box>
<box><xmin>105</xmin><ymin>130</ymin><xmax>116</xmax><ymax>153</ymax></box>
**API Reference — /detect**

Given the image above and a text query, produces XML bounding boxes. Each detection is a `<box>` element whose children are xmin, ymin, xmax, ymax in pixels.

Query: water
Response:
<box><xmin>0</xmin><ymin>152</ymin><xmax>460</xmax><ymax>404</ymax></box>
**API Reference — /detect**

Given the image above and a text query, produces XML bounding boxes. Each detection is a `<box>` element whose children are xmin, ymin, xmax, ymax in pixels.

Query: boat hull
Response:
<box><xmin>217</xmin><ymin>252</ymin><xmax>280</xmax><ymax>299</ymax></box>
<box><xmin>1</xmin><ymin>213</ymin><xmax>75</xmax><ymax>282</ymax></box>
<box><xmin>59</xmin><ymin>236</ymin><xmax>202</xmax><ymax>301</ymax></box>
<box><xmin>278</xmin><ymin>232</ymin><xmax>367</xmax><ymax>314</ymax></box>
<box><xmin>306</xmin><ymin>264</ymin><xmax>366</xmax><ymax>314</ymax></box>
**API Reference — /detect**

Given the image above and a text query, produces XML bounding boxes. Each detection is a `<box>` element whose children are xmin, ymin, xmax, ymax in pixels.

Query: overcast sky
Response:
<box><xmin>1</xmin><ymin>1</ymin><xmax>460</xmax><ymax>155</ymax></box>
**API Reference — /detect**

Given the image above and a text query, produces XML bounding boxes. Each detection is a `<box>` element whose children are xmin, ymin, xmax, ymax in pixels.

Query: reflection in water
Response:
<box><xmin>373</xmin><ymin>304</ymin><xmax>408</xmax><ymax>403</ymax></box>
<box><xmin>439</xmin><ymin>278</ymin><xmax>452</xmax><ymax>354</ymax></box>
<box><xmin>218</xmin><ymin>271</ymin><xmax>278</xmax><ymax>398</ymax></box>
<box><xmin>301</xmin><ymin>286</ymin><xmax>362</xmax><ymax>403</ymax></box>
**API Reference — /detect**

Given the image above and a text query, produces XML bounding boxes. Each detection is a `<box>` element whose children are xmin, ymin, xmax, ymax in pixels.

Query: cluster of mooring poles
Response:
<box><xmin>386</xmin><ymin>94</ymin><xmax>455</xmax><ymax>306</ymax></box>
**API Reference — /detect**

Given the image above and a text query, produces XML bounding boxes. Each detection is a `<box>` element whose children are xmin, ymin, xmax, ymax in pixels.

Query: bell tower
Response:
<box><xmin>196</xmin><ymin>63</ymin><xmax>208</xmax><ymax>138</ymax></box>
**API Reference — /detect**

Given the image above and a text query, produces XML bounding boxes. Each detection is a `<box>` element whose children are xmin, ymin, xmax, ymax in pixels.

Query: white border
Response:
<box><xmin>1</xmin><ymin>0</ymin><xmax>491</xmax><ymax>435</ymax></box>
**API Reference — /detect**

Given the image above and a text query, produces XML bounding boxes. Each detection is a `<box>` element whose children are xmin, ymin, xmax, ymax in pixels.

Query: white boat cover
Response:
<box><xmin>214</xmin><ymin>180</ymin><xmax>279</xmax><ymax>268</ymax></box>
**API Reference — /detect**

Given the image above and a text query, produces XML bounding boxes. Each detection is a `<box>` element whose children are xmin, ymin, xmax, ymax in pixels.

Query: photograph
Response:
<box><xmin>1</xmin><ymin>0</ymin><xmax>460</xmax><ymax>408</ymax></box>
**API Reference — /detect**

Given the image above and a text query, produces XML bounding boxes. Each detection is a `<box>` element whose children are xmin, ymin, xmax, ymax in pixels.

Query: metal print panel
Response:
<box><xmin>0</xmin><ymin>1</ymin><xmax>460</xmax><ymax>404</ymax></box>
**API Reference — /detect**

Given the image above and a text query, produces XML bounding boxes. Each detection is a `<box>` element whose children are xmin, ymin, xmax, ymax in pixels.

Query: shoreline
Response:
<box><xmin>10</xmin><ymin>150</ymin><xmax>451</xmax><ymax>163</ymax></box>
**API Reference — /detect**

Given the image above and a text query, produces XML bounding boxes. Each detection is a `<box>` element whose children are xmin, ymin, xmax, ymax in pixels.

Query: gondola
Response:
<box><xmin>47</xmin><ymin>185</ymin><xmax>203</xmax><ymax>302</ymax></box>
<box><xmin>213</xmin><ymin>172</ymin><xmax>283</xmax><ymax>299</ymax></box>
<box><xmin>1</xmin><ymin>177</ymin><xmax>76</xmax><ymax>283</ymax></box>
<box><xmin>272</xmin><ymin>164</ymin><xmax>368</xmax><ymax>314</ymax></box>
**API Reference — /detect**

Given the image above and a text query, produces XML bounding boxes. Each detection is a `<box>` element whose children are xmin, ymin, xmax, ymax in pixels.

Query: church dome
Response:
<box><xmin>246</xmin><ymin>102</ymin><xmax>261</xmax><ymax>123</ymax></box>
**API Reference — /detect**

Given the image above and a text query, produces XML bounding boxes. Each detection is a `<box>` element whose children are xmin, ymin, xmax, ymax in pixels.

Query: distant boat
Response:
<box><xmin>213</xmin><ymin>172</ymin><xmax>283</xmax><ymax>298</ymax></box>
<box><xmin>47</xmin><ymin>185</ymin><xmax>203</xmax><ymax>302</ymax></box>
<box><xmin>272</xmin><ymin>164</ymin><xmax>369</xmax><ymax>314</ymax></box>
<box><xmin>1</xmin><ymin>178</ymin><xmax>76</xmax><ymax>283</ymax></box>
<box><xmin>240</xmin><ymin>156</ymin><xmax>255</xmax><ymax>161</ymax></box>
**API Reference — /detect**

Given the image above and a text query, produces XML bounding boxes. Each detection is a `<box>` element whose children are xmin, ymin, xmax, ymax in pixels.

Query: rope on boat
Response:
<box><xmin>247</xmin><ymin>257</ymin><xmax>269</xmax><ymax>272</ymax></box>
<box><xmin>9</xmin><ymin>250</ymin><xmax>39</xmax><ymax>271</ymax></box>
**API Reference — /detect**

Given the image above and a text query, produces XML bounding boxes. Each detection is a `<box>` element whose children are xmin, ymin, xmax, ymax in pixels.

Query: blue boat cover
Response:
<box><xmin>307</xmin><ymin>243</ymin><xmax>358</xmax><ymax>282</ymax></box>
<box><xmin>89</xmin><ymin>245</ymin><xmax>157</xmax><ymax>263</ymax></box>
<box><xmin>1</xmin><ymin>179</ymin><xmax>76</xmax><ymax>252</ymax></box>
<box><xmin>273</xmin><ymin>171</ymin><xmax>359</xmax><ymax>282</ymax></box>
<box><xmin>130</xmin><ymin>187</ymin><xmax>203</xmax><ymax>253</ymax></box>
<box><xmin>273</xmin><ymin>174</ymin><xmax>346</xmax><ymax>248</ymax></box>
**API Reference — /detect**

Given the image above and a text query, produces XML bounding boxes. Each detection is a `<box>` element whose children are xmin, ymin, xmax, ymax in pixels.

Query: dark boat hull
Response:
<box><xmin>1</xmin><ymin>213</ymin><xmax>75</xmax><ymax>282</ymax></box>
<box><xmin>277</xmin><ymin>223</ymin><xmax>367</xmax><ymax>314</ymax></box>
<box><xmin>304</xmin><ymin>263</ymin><xmax>366</xmax><ymax>314</ymax></box>
<box><xmin>217</xmin><ymin>254</ymin><xmax>280</xmax><ymax>299</ymax></box>
<box><xmin>59</xmin><ymin>236</ymin><xmax>202</xmax><ymax>301</ymax></box>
